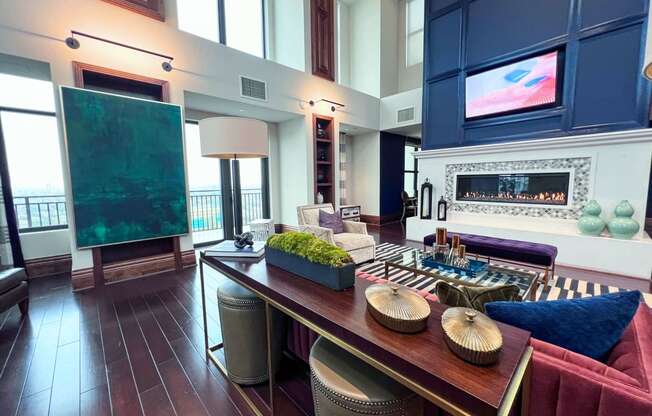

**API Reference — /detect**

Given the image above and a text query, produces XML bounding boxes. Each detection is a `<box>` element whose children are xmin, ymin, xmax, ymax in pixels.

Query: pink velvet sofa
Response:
<box><xmin>529</xmin><ymin>303</ymin><xmax>652</xmax><ymax>416</ymax></box>
<box><xmin>288</xmin><ymin>273</ymin><xmax>652</xmax><ymax>415</ymax></box>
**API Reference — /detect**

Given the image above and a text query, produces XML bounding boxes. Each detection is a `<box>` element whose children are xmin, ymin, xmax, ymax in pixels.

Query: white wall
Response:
<box><xmin>350</xmin><ymin>132</ymin><xmax>380</xmax><ymax>216</ymax></box>
<box><xmin>380</xmin><ymin>87</ymin><xmax>422</xmax><ymax>131</ymax></box>
<box><xmin>268</xmin><ymin>123</ymin><xmax>282</xmax><ymax>222</ymax></box>
<box><xmin>380</xmin><ymin>0</ymin><xmax>399</xmax><ymax>97</ymax></box>
<box><xmin>341</xmin><ymin>0</ymin><xmax>405</xmax><ymax>98</ymax></box>
<box><xmin>0</xmin><ymin>0</ymin><xmax>380</xmax><ymax>270</ymax></box>
<box><xmin>396</xmin><ymin>0</ymin><xmax>427</xmax><ymax>92</ymax></box>
<box><xmin>336</xmin><ymin>0</ymin><xmax>351</xmax><ymax>87</ymax></box>
<box><xmin>268</xmin><ymin>0</ymin><xmax>306</xmax><ymax>72</ymax></box>
<box><xmin>349</xmin><ymin>0</ymin><xmax>381</xmax><ymax>97</ymax></box>
<box><xmin>19</xmin><ymin>230</ymin><xmax>71</xmax><ymax>259</ymax></box>
<box><xmin>397</xmin><ymin>0</ymin><xmax>424</xmax><ymax>93</ymax></box>
<box><xmin>277</xmin><ymin>116</ymin><xmax>311</xmax><ymax>226</ymax></box>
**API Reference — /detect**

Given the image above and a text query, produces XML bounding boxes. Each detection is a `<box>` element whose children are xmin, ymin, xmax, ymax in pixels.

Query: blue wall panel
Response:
<box><xmin>580</xmin><ymin>0</ymin><xmax>646</xmax><ymax>29</ymax></box>
<box><xmin>466</xmin><ymin>0</ymin><xmax>570</xmax><ymax>65</ymax></box>
<box><xmin>424</xmin><ymin>76</ymin><xmax>460</xmax><ymax>148</ymax></box>
<box><xmin>465</xmin><ymin>116</ymin><xmax>563</xmax><ymax>143</ymax></box>
<box><xmin>573</xmin><ymin>25</ymin><xmax>644</xmax><ymax>127</ymax></box>
<box><xmin>379</xmin><ymin>132</ymin><xmax>407</xmax><ymax>217</ymax></box>
<box><xmin>430</xmin><ymin>0</ymin><xmax>458</xmax><ymax>14</ymax></box>
<box><xmin>421</xmin><ymin>0</ymin><xmax>651</xmax><ymax>150</ymax></box>
<box><xmin>427</xmin><ymin>9</ymin><xmax>462</xmax><ymax>77</ymax></box>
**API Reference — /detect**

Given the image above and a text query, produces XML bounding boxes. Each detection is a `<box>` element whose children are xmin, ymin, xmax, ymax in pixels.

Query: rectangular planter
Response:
<box><xmin>265</xmin><ymin>247</ymin><xmax>355</xmax><ymax>291</ymax></box>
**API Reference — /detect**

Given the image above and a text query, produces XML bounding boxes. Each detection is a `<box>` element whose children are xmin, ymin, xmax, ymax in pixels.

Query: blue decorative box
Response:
<box><xmin>421</xmin><ymin>255</ymin><xmax>488</xmax><ymax>277</ymax></box>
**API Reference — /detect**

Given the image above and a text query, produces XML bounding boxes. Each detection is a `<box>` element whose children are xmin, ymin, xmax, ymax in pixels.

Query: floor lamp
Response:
<box><xmin>198</xmin><ymin>117</ymin><xmax>269</xmax><ymax>236</ymax></box>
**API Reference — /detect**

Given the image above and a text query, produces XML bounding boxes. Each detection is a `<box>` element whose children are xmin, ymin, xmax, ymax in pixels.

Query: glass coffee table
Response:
<box><xmin>383</xmin><ymin>249</ymin><xmax>539</xmax><ymax>301</ymax></box>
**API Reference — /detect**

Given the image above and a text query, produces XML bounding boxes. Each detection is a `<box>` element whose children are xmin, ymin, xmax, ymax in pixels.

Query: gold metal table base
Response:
<box><xmin>200</xmin><ymin>260</ymin><xmax>271</xmax><ymax>416</ymax></box>
<box><xmin>199</xmin><ymin>257</ymin><xmax>532</xmax><ymax>416</ymax></box>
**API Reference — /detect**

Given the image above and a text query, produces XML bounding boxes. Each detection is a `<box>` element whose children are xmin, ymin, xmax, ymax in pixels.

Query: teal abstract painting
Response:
<box><xmin>61</xmin><ymin>87</ymin><xmax>188</xmax><ymax>248</ymax></box>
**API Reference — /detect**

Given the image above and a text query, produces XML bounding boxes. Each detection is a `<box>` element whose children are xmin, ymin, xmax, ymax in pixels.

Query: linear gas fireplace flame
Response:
<box><xmin>456</xmin><ymin>172</ymin><xmax>570</xmax><ymax>206</ymax></box>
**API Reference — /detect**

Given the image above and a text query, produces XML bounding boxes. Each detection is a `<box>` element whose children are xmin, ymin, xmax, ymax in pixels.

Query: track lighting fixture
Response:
<box><xmin>65</xmin><ymin>36</ymin><xmax>80</xmax><ymax>49</ymax></box>
<box><xmin>66</xmin><ymin>30</ymin><xmax>175</xmax><ymax>72</ymax></box>
<box><xmin>309</xmin><ymin>99</ymin><xmax>345</xmax><ymax>113</ymax></box>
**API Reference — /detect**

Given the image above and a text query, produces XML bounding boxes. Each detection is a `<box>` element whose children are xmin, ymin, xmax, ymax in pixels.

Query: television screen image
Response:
<box><xmin>60</xmin><ymin>87</ymin><xmax>189</xmax><ymax>248</ymax></box>
<box><xmin>465</xmin><ymin>51</ymin><xmax>560</xmax><ymax>120</ymax></box>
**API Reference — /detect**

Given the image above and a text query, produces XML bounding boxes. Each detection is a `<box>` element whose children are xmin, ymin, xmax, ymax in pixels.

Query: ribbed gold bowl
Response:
<box><xmin>441</xmin><ymin>307</ymin><xmax>503</xmax><ymax>365</ymax></box>
<box><xmin>365</xmin><ymin>283</ymin><xmax>431</xmax><ymax>333</ymax></box>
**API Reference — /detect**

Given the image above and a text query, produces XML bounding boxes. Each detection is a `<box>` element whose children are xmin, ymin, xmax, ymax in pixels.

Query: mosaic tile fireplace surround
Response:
<box><xmin>445</xmin><ymin>157</ymin><xmax>591</xmax><ymax>220</ymax></box>
<box><xmin>407</xmin><ymin>130</ymin><xmax>652</xmax><ymax>278</ymax></box>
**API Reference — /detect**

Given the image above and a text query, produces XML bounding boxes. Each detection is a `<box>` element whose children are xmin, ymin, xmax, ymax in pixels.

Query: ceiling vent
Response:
<box><xmin>240</xmin><ymin>75</ymin><xmax>267</xmax><ymax>102</ymax></box>
<box><xmin>397</xmin><ymin>107</ymin><xmax>415</xmax><ymax>123</ymax></box>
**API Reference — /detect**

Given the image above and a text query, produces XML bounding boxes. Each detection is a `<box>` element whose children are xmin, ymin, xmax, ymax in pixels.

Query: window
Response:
<box><xmin>177</xmin><ymin>0</ymin><xmax>266</xmax><ymax>58</ymax></box>
<box><xmin>406</xmin><ymin>0</ymin><xmax>424</xmax><ymax>67</ymax></box>
<box><xmin>185</xmin><ymin>121</ymin><xmax>224</xmax><ymax>244</ymax></box>
<box><xmin>224</xmin><ymin>0</ymin><xmax>265</xmax><ymax>58</ymax></box>
<box><xmin>177</xmin><ymin>0</ymin><xmax>220</xmax><ymax>42</ymax></box>
<box><xmin>0</xmin><ymin>74</ymin><xmax>55</xmax><ymax>112</ymax></box>
<box><xmin>0</xmin><ymin>73</ymin><xmax>66</xmax><ymax>232</ymax></box>
<box><xmin>404</xmin><ymin>144</ymin><xmax>419</xmax><ymax>197</ymax></box>
<box><xmin>185</xmin><ymin>121</ymin><xmax>268</xmax><ymax>244</ymax></box>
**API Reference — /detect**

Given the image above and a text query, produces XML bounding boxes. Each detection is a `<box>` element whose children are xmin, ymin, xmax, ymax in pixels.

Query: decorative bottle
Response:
<box><xmin>607</xmin><ymin>200</ymin><xmax>640</xmax><ymax>239</ymax></box>
<box><xmin>577</xmin><ymin>200</ymin><xmax>605</xmax><ymax>236</ymax></box>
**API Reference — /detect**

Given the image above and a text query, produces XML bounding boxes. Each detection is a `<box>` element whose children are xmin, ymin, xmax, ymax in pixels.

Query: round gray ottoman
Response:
<box><xmin>217</xmin><ymin>280</ymin><xmax>270</xmax><ymax>385</ymax></box>
<box><xmin>309</xmin><ymin>336</ymin><xmax>423</xmax><ymax>416</ymax></box>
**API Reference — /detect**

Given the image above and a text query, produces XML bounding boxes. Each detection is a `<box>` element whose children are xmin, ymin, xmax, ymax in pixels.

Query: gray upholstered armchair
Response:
<box><xmin>297</xmin><ymin>204</ymin><xmax>375</xmax><ymax>264</ymax></box>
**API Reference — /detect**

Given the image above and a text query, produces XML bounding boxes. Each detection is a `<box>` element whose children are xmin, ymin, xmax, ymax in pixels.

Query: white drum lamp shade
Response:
<box><xmin>199</xmin><ymin>117</ymin><xmax>269</xmax><ymax>158</ymax></box>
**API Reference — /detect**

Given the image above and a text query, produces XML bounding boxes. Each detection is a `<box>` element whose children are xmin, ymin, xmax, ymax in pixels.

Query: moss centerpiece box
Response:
<box><xmin>265</xmin><ymin>232</ymin><xmax>355</xmax><ymax>291</ymax></box>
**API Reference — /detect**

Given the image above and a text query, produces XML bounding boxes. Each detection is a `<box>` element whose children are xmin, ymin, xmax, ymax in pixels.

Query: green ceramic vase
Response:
<box><xmin>607</xmin><ymin>200</ymin><xmax>640</xmax><ymax>239</ymax></box>
<box><xmin>577</xmin><ymin>200</ymin><xmax>605</xmax><ymax>236</ymax></box>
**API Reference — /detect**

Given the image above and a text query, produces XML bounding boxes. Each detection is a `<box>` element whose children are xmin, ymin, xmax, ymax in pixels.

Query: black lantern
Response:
<box><xmin>437</xmin><ymin>196</ymin><xmax>448</xmax><ymax>221</ymax></box>
<box><xmin>420</xmin><ymin>178</ymin><xmax>433</xmax><ymax>219</ymax></box>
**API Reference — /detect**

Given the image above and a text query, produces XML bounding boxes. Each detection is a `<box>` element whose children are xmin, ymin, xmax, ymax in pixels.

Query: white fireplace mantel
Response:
<box><xmin>407</xmin><ymin>129</ymin><xmax>652</xmax><ymax>279</ymax></box>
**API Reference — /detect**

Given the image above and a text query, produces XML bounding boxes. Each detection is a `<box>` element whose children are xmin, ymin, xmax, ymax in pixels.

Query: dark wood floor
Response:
<box><xmin>0</xmin><ymin>264</ymin><xmax>256</xmax><ymax>416</ymax></box>
<box><xmin>1</xmin><ymin>222</ymin><xmax>649</xmax><ymax>416</ymax></box>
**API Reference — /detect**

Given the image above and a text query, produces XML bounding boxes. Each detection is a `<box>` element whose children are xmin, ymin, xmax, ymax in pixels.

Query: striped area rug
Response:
<box><xmin>357</xmin><ymin>242</ymin><xmax>652</xmax><ymax>306</ymax></box>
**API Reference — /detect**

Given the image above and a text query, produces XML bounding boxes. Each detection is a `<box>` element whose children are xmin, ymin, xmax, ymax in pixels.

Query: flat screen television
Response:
<box><xmin>465</xmin><ymin>50</ymin><xmax>563</xmax><ymax>120</ymax></box>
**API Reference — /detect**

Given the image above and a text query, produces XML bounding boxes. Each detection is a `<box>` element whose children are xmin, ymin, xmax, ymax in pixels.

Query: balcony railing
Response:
<box><xmin>190</xmin><ymin>189</ymin><xmax>264</xmax><ymax>231</ymax></box>
<box><xmin>14</xmin><ymin>188</ymin><xmax>264</xmax><ymax>233</ymax></box>
<box><xmin>13</xmin><ymin>195</ymin><xmax>67</xmax><ymax>232</ymax></box>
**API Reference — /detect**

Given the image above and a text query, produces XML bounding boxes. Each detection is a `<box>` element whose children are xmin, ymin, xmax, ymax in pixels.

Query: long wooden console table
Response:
<box><xmin>199</xmin><ymin>252</ymin><xmax>532</xmax><ymax>416</ymax></box>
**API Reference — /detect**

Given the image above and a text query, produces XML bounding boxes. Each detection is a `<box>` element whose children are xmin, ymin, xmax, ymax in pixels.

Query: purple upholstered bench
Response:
<box><xmin>423</xmin><ymin>232</ymin><xmax>558</xmax><ymax>283</ymax></box>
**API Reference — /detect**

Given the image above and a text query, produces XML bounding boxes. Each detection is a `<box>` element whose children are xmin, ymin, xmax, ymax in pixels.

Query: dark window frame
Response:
<box><xmin>218</xmin><ymin>0</ymin><xmax>268</xmax><ymax>59</ymax></box>
<box><xmin>404</xmin><ymin>142</ymin><xmax>420</xmax><ymax>198</ymax></box>
<box><xmin>185</xmin><ymin>119</ymin><xmax>271</xmax><ymax>247</ymax></box>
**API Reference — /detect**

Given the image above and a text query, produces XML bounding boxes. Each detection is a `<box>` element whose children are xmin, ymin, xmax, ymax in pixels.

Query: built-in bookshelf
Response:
<box><xmin>313</xmin><ymin>114</ymin><xmax>334</xmax><ymax>204</ymax></box>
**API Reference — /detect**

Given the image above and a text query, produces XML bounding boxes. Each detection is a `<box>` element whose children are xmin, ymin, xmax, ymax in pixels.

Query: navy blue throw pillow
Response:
<box><xmin>485</xmin><ymin>291</ymin><xmax>641</xmax><ymax>361</ymax></box>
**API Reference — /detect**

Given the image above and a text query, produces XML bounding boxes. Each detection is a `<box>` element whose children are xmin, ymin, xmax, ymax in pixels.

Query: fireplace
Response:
<box><xmin>455</xmin><ymin>172</ymin><xmax>570</xmax><ymax>206</ymax></box>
